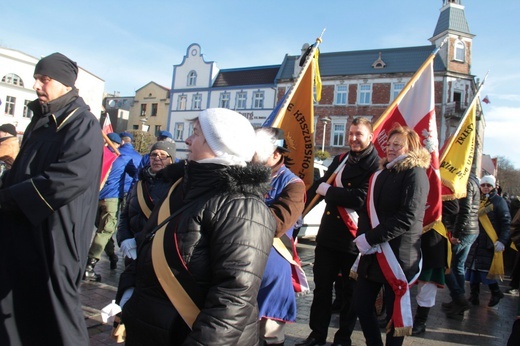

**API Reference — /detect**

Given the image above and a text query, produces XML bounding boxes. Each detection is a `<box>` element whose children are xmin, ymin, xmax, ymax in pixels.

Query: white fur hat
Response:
<box><xmin>480</xmin><ymin>175</ymin><xmax>496</xmax><ymax>188</ymax></box>
<box><xmin>198</xmin><ymin>108</ymin><xmax>255</xmax><ymax>166</ymax></box>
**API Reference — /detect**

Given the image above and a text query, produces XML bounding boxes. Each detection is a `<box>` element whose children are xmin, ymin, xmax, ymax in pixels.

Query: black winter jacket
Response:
<box><xmin>446</xmin><ymin>174</ymin><xmax>480</xmax><ymax>238</ymax></box>
<box><xmin>357</xmin><ymin>148</ymin><xmax>430</xmax><ymax>282</ymax></box>
<box><xmin>466</xmin><ymin>190</ymin><xmax>511</xmax><ymax>271</ymax></box>
<box><xmin>306</xmin><ymin>144</ymin><xmax>380</xmax><ymax>253</ymax></box>
<box><xmin>119</xmin><ymin>161</ymin><xmax>276</xmax><ymax>346</ymax></box>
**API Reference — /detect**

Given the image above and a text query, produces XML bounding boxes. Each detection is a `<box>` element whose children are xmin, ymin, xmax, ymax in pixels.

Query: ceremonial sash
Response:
<box><xmin>367</xmin><ymin>170</ymin><xmax>421</xmax><ymax>337</ymax></box>
<box><xmin>272</xmin><ymin>237</ymin><xmax>310</xmax><ymax>294</ymax></box>
<box><xmin>136</xmin><ymin>181</ymin><xmax>153</xmax><ymax>219</ymax></box>
<box><xmin>478</xmin><ymin>201</ymin><xmax>505</xmax><ymax>280</ymax></box>
<box><xmin>334</xmin><ymin>158</ymin><xmax>359</xmax><ymax>238</ymax></box>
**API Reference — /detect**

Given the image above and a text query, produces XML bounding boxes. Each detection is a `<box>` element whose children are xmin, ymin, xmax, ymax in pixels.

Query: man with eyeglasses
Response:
<box><xmin>84</xmin><ymin>131</ymin><xmax>141</xmax><ymax>281</ymax></box>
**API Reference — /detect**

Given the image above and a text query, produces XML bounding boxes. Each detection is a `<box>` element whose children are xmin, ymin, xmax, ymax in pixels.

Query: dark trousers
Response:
<box><xmin>353</xmin><ymin>277</ymin><xmax>403</xmax><ymax>346</ymax></box>
<box><xmin>309</xmin><ymin>244</ymin><xmax>358</xmax><ymax>344</ymax></box>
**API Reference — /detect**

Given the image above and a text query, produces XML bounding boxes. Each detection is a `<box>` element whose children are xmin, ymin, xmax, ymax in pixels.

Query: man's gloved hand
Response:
<box><xmin>494</xmin><ymin>241</ymin><xmax>505</xmax><ymax>252</ymax></box>
<box><xmin>316</xmin><ymin>182</ymin><xmax>331</xmax><ymax>196</ymax></box>
<box><xmin>120</xmin><ymin>238</ymin><xmax>137</xmax><ymax>259</ymax></box>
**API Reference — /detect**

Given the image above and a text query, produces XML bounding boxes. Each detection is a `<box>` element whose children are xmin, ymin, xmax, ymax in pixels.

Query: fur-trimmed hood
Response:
<box><xmin>379</xmin><ymin>147</ymin><xmax>431</xmax><ymax>172</ymax></box>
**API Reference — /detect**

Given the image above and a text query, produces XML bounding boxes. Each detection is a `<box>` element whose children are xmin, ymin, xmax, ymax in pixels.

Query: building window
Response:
<box><xmin>392</xmin><ymin>82</ymin><xmax>405</xmax><ymax>101</ymax></box>
<box><xmin>454</xmin><ymin>40</ymin><xmax>465</xmax><ymax>62</ymax></box>
<box><xmin>236</xmin><ymin>92</ymin><xmax>247</xmax><ymax>109</ymax></box>
<box><xmin>177</xmin><ymin>95</ymin><xmax>187</xmax><ymax>110</ymax></box>
<box><xmin>5</xmin><ymin>96</ymin><xmax>16</xmax><ymax>116</ymax></box>
<box><xmin>188</xmin><ymin>121</ymin><xmax>194</xmax><ymax>137</ymax></box>
<box><xmin>140</xmin><ymin>103</ymin><xmax>147</xmax><ymax>116</ymax></box>
<box><xmin>154</xmin><ymin>125</ymin><xmax>161</xmax><ymax>135</ymax></box>
<box><xmin>151</xmin><ymin>103</ymin><xmax>158</xmax><ymax>116</ymax></box>
<box><xmin>174</xmin><ymin>122</ymin><xmax>184</xmax><ymax>141</ymax></box>
<box><xmin>132</xmin><ymin>124</ymin><xmax>139</xmax><ymax>130</ymax></box>
<box><xmin>252</xmin><ymin>91</ymin><xmax>264</xmax><ymax>109</ymax></box>
<box><xmin>1</xmin><ymin>73</ymin><xmax>24</xmax><ymax>87</ymax></box>
<box><xmin>187</xmin><ymin>71</ymin><xmax>197</xmax><ymax>86</ymax></box>
<box><xmin>219</xmin><ymin>92</ymin><xmax>230</xmax><ymax>108</ymax></box>
<box><xmin>192</xmin><ymin>94</ymin><xmax>202</xmax><ymax>110</ymax></box>
<box><xmin>335</xmin><ymin>85</ymin><xmax>348</xmax><ymax>105</ymax></box>
<box><xmin>332</xmin><ymin>121</ymin><xmax>346</xmax><ymax>147</ymax></box>
<box><xmin>23</xmin><ymin>100</ymin><xmax>33</xmax><ymax>118</ymax></box>
<box><xmin>358</xmin><ymin>84</ymin><xmax>372</xmax><ymax>105</ymax></box>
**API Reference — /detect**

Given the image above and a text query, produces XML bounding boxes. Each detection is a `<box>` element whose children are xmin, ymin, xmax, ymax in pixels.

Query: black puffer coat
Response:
<box><xmin>119</xmin><ymin>161</ymin><xmax>276</xmax><ymax>346</ymax></box>
<box><xmin>357</xmin><ymin>148</ymin><xmax>430</xmax><ymax>282</ymax></box>
<box><xmin>116</xmin><ymin>162</ymin><xmax>184</xmax><ymax>245</ymax></box>
<box><xmin>466</xmin><ymin>190</ymin><xmax>511</xmax><ymax>271</ymax></box>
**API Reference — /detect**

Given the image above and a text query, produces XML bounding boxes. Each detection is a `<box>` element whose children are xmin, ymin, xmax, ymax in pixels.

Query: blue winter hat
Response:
<box><xmin>107</xmin><ymin>132</ymin><xmax>121</xmax><ymax>144</ymax></box>
<box><xmin>158</xmin><ymin>130</ymin><xmax>173</xmax><ymax>139</ymax></box>
<box><xmin>119</xmin><ymin>132</ymin><xmax>134</xmax><ymax>141</ymax></box>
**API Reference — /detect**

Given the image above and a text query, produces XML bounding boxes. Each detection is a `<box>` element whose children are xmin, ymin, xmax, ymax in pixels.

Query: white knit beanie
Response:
<box><xmin>198</xmin><ymin>108</ymin><xmax>255</xmax><ymax>166</ymax></box>
<box><xmin>480</xmin><ymin>175</ymin><xmax>496</xmax><ymax>188</ymax></box>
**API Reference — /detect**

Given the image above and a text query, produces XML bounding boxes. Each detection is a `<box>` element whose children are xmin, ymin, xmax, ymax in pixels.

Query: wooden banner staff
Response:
<box><xmin>102</xmin><ymin>131</ymin><xmax>121</xmax><ymax>156</ymax></box>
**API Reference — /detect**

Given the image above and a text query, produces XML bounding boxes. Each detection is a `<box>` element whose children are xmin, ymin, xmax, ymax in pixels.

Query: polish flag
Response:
<box><xmin>102</xmin><ymin>114</ymin><xmax>114</xmax><ymax>135</ymax></box>
<box><xmin>482</xmin><ymin>95</ymin><xmax>490</xmax><ymax>104</ymax></box>
<box><xmin>372</xmin><ymin>57</ymin><xmax>442</xmax><ymax>230</ymax></box>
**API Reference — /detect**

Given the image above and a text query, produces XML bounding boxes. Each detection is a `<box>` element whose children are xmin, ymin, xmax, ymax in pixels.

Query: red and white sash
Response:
<box><xmin>334</xmin><ymin>161</ymin><xmax>359</xmax><ymax>238</ymax></box>
<box><xmin>367</xmin><ymin>170</ymin><xmax>421</xmax><ymax>337</ymax></box>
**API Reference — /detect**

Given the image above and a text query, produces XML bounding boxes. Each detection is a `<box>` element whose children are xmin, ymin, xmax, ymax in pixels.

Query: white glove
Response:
<box><xmin>316</xmin><ymin>182</ymin><xmax>331</xmax><ymax>196</ymax></box>
<box><xmin>494</xmin><ymin>241</ymin><xmax>505</xmax><ymax>252</ymax></box>
<box><xmin>354</xmin><ymin>234</ymin><xmax>372</xmax><ymax>255</ymax></box>
<box><xmin>119</xmin><ymin>287</ymin><xmax>134</xmax><ymax>309</ymax></box>
<box><xmin>121</xmin><ymin>238</ymin><xmax>137</xmax><ymax>259</ymax></box>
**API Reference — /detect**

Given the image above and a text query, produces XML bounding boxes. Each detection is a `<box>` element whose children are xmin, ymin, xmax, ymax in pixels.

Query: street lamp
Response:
<box><xmin>321</xmin><ymin>116</ymin><xmax>331</xmax><ymax>152</ymax></box>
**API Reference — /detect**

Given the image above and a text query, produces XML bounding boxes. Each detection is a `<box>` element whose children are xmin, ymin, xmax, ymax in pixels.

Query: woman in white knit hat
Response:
<box><xmin>465</xmin><ymin>174</ymin><xmax>511</xmax><ymax>308</ymax></box>
<box><xmin>116</xmin><ymin>108</ymin><xmax>276</xmax><ymax>345</ymax></box>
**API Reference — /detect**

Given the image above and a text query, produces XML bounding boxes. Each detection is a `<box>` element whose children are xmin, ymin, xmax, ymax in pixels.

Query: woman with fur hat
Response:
<box><xmin>116</xmin><ymin>108</ymin><xmax>276</xmax><ymax>345</ymax></box>
<box><xmin>465</xmin><ymin>174</ymin><xmax>511</xmax><ymax>307</ymax></box>
<box><xmin>353</xmin><ymin>124</ymin><xmax>430</xmax><ymax>346</ymax></box>
<box><xmin>116</xmin><ymin>141</ymin><xmax>179</xmax><ymax>264</ymax></box>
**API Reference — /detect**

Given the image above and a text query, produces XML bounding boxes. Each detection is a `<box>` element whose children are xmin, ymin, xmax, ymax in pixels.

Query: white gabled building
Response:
<box><xmin>167</xmin><ymin>43</ymin><xmax>280</xmax><ymax>158</ymax></box>
<box><xmin>0</xmin><ymin>47</ymin><xmax>105</xmax><ymax>133</ymax></box>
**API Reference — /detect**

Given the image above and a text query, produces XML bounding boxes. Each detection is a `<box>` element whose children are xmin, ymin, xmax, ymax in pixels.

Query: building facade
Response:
<box><xmin>126</xmin><ymin>81</ymin><xmax>170</xmax><ymax>134</ymax></box>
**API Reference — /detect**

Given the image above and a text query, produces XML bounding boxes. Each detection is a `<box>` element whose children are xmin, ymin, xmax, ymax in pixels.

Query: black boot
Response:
<box><xmin>412</xmin><ymin>306</ymin><xmax>430</xmax><ymax>335</ymax></box>
<box><xmin>83</xmin><ymin>257</ymin><xmax>101</xmax><ymax>282</ymax></box>
<box><xmin>445</xmin><ymin>294</ymin><xmax>470</xmax><ymax>317</ymax></box>
<box><xmin>109</xmin><ymin>254</ymin><xmax>119</xmax><ymax>270</ymax></box>
<box><xmin>469</xmin><ymin>284</ymin><xmax>480</xmax><ymax>305</ymax></box>
<box><xmin>488</xmin><ymin>283</ymin><xmax>504</xmax><ymax>307</ymax></box>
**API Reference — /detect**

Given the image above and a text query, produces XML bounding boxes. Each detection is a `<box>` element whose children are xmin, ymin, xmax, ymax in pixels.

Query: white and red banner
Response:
<box><xmin>102</xmin><ymin>113</ymin><xmax>114</xmax><ymax>135</ymax></box>
<box><xmin>372</xmin><ymin>57</ymin><xmax>442</xmax><ymax>230</ymax></box>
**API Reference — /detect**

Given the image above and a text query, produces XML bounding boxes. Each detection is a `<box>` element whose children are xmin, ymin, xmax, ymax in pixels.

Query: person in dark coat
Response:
<box><xmin>465</xmin><ymin>175</ymin><xmax>511</xmax><ymax>307</ymax></box>
<box><xmin>353</xmin><ymin>124</ymin><xmax>430</xmax><ymax>346</ymax></box>
<box><xmin>0</xmin><ymin>52</ymin><xmax>103</xmax><ymax>345</ymax></box>
<box><xmin>116</xmin><ymin>108</ymin><xmax>276</xmax><ymax>345</ymax></box>
<box><xmin>296</xmin><ymin>117</ymin><xmax>380</xmax><ymax>346</ymax></box>
<box><xmin>117</xmin><ymin>141</ymin><xmax>178</xmax><ymax>264</ymax></box>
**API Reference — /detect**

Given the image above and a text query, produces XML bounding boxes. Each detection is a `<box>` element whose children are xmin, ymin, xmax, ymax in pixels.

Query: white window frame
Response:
<box><xmin>177</xmin><ymin>95</ymin><xmax>187</xmax><ymax>110</ymax></box>
<box><xmin>1</xmin><ymin>73</ymin><xmax>24</xmax><ymax>87</ymax></box>
<box><xmin>187</xmin><ymin>71</ymin><xmax>197</xmax><ymax>86</ymax></box>
<box><xmin>5</xmin><ymin>96</ymin><xmax>16</xmax><ymax>116</ymax></box>
<box><xmin>252</xmin><ymin>91</ymin><xmax>264</xmax><ymax>109</ymax></box>
<box><xmin>192</xmin><ymin>94</ymin><xmax>202</xmax><ymax>110</ymax></box>
<box><xmin>335</xmin><ymin>85</ymin><xmax>348</xmax><ymax>105</ymax></box>
<box><xmin>331</xmin><ymin>119</ymin><xmax>347</xmax><ymax>147</ymax></box>
<box><xmin>219</xmin><ymin>92</ymin><xmax>230</xmax><ymax>108</ymax></box>
<box><xmin>236</xmin><ymin>92</ymin><xmax>247</xmax><ymax>109</ymax></box>
<box><xmin>358</xmin><ymin>84</ymin><xmax>372</xmax><ymax>105</ymax></box>
<box><xmin>23</xmin><ymin>100</ymin><xmax>33</xmax><ymax>118</ymax></box>
<box><xmin>454</xmin><ymin>40</ymin><xmax>465</xmax><ymax>62</ymax></box>
<box><xmin>391</xmin><ymin>82</ymin><xmax>405</xmax><ymax>101</ymax></box>
<box><xmin>174</xmin><ymin>122</ymin><xmax>184</xmax><ymax>141</ymax></box>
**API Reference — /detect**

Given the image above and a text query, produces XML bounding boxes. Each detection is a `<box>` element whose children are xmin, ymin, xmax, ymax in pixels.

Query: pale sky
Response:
<box><xmin>2</xmin><ymin>0</ymin><xmax>519</xmax><ymax>167</ymax></box>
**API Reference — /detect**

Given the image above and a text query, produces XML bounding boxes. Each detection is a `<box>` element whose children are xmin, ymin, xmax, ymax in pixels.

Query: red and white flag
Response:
<box><xmin>102</xmin><ymin>114</ymin><xmax>114</xmax><ymax>135</ymax></box>
<box><xmin>372</xmin><ymin>57</ymin><xmax>442</xmax><ymax>230</ymax></box>
<box><xmin>482</xmin><ymin>95</ymin><xmax>490</xmax><ymax>104</ymax></box>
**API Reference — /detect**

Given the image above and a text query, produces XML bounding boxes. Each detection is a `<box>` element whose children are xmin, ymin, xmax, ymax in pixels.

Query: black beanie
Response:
<box><xmin>34</xmin><ymin>53</ymin><xmax>78</xmax><ymax>87</ymax></box>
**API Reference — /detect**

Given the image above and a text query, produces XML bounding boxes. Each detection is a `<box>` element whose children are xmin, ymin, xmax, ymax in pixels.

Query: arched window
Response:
<box><xmin>1</xmin><ymin>73</ymin><xmax>24</xmax><ymax>87</ymax></box>
<box><xmin>454</xmin><ymin>40</ymin><xmax>465</xmax><ymax>62</ymax></box>
<box><xmin>187</xmin><ymin>71</ymin><xmax>197</xmax><ymax>86</ymax></box>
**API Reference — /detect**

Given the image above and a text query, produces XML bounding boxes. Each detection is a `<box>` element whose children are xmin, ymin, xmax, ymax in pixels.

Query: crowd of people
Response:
<box><xmin>0</xmin><ymin>51</ymin><xmax>518</xmax><ymax>346</ymax></box>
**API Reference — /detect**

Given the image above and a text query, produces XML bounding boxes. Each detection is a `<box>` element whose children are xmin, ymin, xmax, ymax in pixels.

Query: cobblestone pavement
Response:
<box><xmin>83</xmin><ymin>239</ymin><xmax>518</xmax><ymax>345</ymax></box>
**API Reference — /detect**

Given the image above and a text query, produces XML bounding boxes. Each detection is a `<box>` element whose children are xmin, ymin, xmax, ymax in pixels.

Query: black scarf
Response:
<box><xmin>347</xmin><ymin>142</ymin><xmax>375</xmax><ymax>165</ymax></box>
